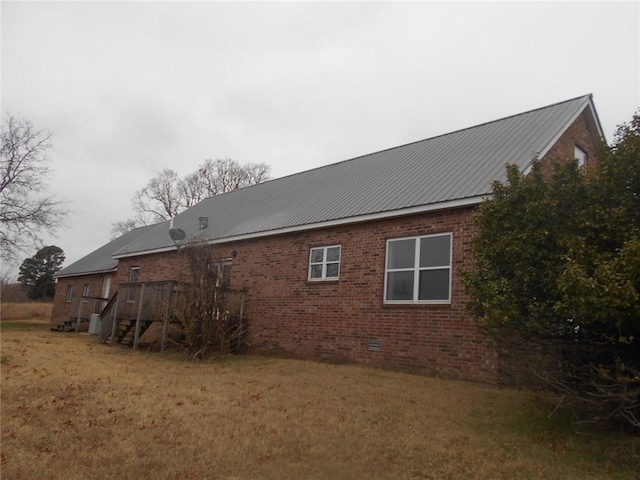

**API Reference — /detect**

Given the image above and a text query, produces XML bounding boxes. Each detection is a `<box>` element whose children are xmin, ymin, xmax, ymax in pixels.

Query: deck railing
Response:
<box><xmin>77</xmin><ymin>279</ymin><xmax>246</xmax><ymax>353</ymax></box>
<box><xmin>68</xmin><ymin>295</ymin><xmax>109</xmax><ymax>332</ymax></box>
<box><xmin>99</xmin><ymin>281</ymin><xmax>178</xmax><ymax>350</ymax></box>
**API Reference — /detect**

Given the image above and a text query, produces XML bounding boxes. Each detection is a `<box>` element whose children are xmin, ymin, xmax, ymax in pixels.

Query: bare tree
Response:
<box><xmin>177</xmin><ymin>241</ymin><xmax>246</xmax><ymax>359</ymax></box>
<box><xmin>197</xmin><ymin>158</ymin><xmax>271</xmax><ymax>196</ymax></box>
<box><xmin>0</xmin><ymin>116</ymin><xmax>66</xmax><ymax>263</ymax></box>
<box><xmin>133</xmin><ymin>168</ymin><xmax>184</xmax><ymax>224</ymax></box>
<box><xmin>109</xmin><ymin>218</ymin><xmax>145</xmax><ymax>240</ymax></box>
<box><xmin>178</xmin><ymin>170</ymin><xmax>209</xmax><ymax>207</ymax></box>
<box><xmin>112</xmin><ymin>159</ymin><xmax>270</xmax><ymax>235</ymax></box>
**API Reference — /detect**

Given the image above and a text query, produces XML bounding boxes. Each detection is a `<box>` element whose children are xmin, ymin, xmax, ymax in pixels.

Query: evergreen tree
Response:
<box><xmin>18</xmin><ymin>245</ymin><xmax>65</xmax><ymax>300</ymax></box>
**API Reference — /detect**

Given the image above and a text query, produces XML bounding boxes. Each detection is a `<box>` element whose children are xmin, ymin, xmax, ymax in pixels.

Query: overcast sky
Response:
<box><xmin>2</xmin><ymin>1</ymin><xmax>639</xmax><ymax>275</ymax></box>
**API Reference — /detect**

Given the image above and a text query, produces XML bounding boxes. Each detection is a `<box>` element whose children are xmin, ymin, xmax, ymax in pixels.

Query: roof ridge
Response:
<box><xmin>231</xmin><ymin>94</ymin><xmax>593</xmax><ymax>190</ymax></box>
<box><xmin>67</xmin><ymin>93</ymin><xmax>603</xmax><ymax>264</ymax></box>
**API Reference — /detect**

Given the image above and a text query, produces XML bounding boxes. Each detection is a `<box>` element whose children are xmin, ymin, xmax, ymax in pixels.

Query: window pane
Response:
<box><xmin>386</xmin><ymin>271</ymin><xmax>414</xmax><ymax>300</ymax></box>
<box><xmin>420</xmin><ymin>235</ymin><xmax>451</xmax><ymax>268</ymax></box>
<box><xmin>574</xmin><ymin>146</ymin><xmax>587</xmax><ymax>166</ymax></box>
<box><xmin>310</xmin><ymin>249</ymin><xmax>324</xmax><ymax>263</ymax></box>
<box><xmin>326</xmin><ymin>263</ymin><xmax>339</xmax><ymax>278</ymax></box>
<box><xmin>326</xmin><ymin>246</ymin><xmax>340</xmax><ymax>262</ymax></box>
<box><xmin>418</xmin><ymin>269</ymin><xmax>450</xmax><ymax>301</ymax></box>
<box><xmin>129</xmin><ymin>268</ymin><xmax>139</xmax><ymax>283</ymax></box>
<box><xmin>310</xmin><ymin>264</ymin><xmax>323</xmax><ymax>278</ymax></box>
<box><xmin>222</xmin><ymin>264</ymin><xmax>232</xmax><ymax>288</ymax></box>
<box><xmin>387</xmin><ymin>239</ymin><xmax>415</xmax><ymax>269</ymax></box>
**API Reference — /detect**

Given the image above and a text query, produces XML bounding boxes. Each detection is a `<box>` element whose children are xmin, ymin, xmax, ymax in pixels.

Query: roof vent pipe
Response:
<box><xmin>199</xmin><ymin>217</ymin><xmax>209</xmax><ymax>230</ymax></box>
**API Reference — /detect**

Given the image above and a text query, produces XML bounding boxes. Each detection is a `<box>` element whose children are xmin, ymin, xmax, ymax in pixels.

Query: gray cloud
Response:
<box><xmin>1</xmin><ymin>1</ymin><xmax>638</xmax><ymax>274</ymax></box>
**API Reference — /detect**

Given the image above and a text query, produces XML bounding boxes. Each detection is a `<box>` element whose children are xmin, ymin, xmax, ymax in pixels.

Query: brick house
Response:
<box><xmin>51</xmin><ymin>94</ymin><xmax>604</xmax><ymax>384</ymax></box>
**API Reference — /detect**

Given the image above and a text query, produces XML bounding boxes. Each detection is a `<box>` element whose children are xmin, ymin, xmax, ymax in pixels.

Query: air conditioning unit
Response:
<box><xmin>88</xmin><ymin>313</ymin><xmax>101</xmax><ymax>335</ymax></box>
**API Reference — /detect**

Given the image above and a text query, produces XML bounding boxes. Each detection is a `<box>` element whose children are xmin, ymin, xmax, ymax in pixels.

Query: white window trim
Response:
<box><xmin>384</xmin><ymin>232</ymin><xmax>452</xmax><ymax>304</ymax></box>
<box><xmin>82</xmin><ymin>284</ymin><xmax>90</xmax><ymax>303</ymax></box>
<box><xmin>65</xmin><ymin>285</ymin><xmax>74</xmax><ymax>303</ymax></box>
<box><xmin>574</xmin><ymin>146</ymin><xmax>587</xmax><ymax>167</ymax></box>
<box><xmin>127</xmin><ymin>267</ymin><xmax>139</xmax><ymax>303</ymax></box>
<box><xmin>216</xmin><ymin>260</ymin><xmax>233</xmax><ymax>289</ymax></box>
<box><xmin>308</xmin><ymin>245</ymin><xmax>341</xmax><ymax>281</ymax></box>
<box><xmin>129</xmin><ymin>267</ymin><xmax>139</xmax><ymax>283</ymax></box>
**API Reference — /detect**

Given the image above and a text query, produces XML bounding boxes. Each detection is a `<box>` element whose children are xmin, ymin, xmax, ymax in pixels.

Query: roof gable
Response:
<box><xmin>106</xmin><ymin>94</ymin><xmax>600</xmax><ymax>258</ymax></box>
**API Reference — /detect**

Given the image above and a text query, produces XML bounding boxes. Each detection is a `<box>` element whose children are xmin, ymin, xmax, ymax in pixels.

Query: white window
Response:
<box><xmin>65</xmin><ymin>285</ymin><xmax>74</xmax><ymax>303</ymax></box>
<box><xmin>82</xmin><ymin>284</ymin><xmax>90</xmax><ymax>303</ymax></box>
<box><xmin>308</xmin><ymin>245</ymin><xmax>341</xmax><ymax>281</ymax></box>
<box><xmin>127</xmin><ymin>267</ymin><xmax>139</xmax><ymax>302</ymax></box>
<box><xmin>129</xmin><ymin>267</ymin><xmax>139</xmax><ymax>283</ymax></box>
<box><xmin>384</xmin><ymin>233</ymin><xmax>452</xmax><ymax>303</ymax></box>
<box><xmin>574</xmin><ymin>146</ymin><xmax>587</xmax><ymax>167</ymax></box>
<box><xmin>218</xmin><ymin>262</ymin><xmax>232</xmax><ymax>289</ymax></box>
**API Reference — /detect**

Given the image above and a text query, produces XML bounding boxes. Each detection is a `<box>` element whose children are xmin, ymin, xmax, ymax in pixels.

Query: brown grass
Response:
<box><xmin>1</xmin><ymin>301</ymin><xmax>52</xmax><ymax>321</ymax></box>
<box><xmin>1</xmin><ymin>328</ymin><xmax>637</xmax><ymax>480</ymax></box>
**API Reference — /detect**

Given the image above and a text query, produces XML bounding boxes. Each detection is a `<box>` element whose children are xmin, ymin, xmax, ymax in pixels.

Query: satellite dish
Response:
<box><xmin>169</xmin><ymin>228</ymin><xmax>186</xmax><ymax>241</ymax></box>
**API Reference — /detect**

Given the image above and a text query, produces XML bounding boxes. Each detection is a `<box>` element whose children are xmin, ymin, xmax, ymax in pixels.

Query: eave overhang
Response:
<box><xmin>112</xmin><ymin>195</ymin><xmax>488</xmax><ymax>259</ymax></box>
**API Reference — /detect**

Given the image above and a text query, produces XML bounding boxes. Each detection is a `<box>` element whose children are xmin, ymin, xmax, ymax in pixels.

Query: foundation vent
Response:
<box><xmin>366</xmin><ymin>339</ymin><xmax>383</xmax><ymax>351</ymax></box>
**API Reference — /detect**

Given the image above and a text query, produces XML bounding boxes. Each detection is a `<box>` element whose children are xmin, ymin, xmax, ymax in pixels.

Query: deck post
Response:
<box><xmin>109</xmin><ymin>292</ymin><xmax>121</xmax><ymax>344</ymax></box>
<box><xmin>161</xmin><ymin>281</ymin><xmax>174</xmax><ymax>353</ymax></box>
<box><xmin>133</xmin><ymin>283</ymin><xmax>146</xmax><ymax>350</ymax></box>
<box><xmin>75</xmin><ymin>298</ymin><xmax>84</xmax><ymax>332</ymax></box>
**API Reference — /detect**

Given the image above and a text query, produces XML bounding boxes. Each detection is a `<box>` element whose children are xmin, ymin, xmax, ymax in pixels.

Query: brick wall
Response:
<box><xmin>93</xmin><ymin>206</ymin><xmax>496</xmax><ymax>384</ymax></box>
<box><xmin>114</xmin><ymin>252</ymin><xmax>190</xmax><ymax>286</ymax></box>
<box><xmin>228</xmin><ymin>206</ymin><xmax>497</xmax><ymax>384</ymax></box>
<box><xmin>540</xmin><ymin>109</ymin><xmax>602</xmax><ymax>174</ymax></box>
<box><xmin>50</xmin><ymin>273</ymin><xmax>113</xmax><ymax>329</ymax></box>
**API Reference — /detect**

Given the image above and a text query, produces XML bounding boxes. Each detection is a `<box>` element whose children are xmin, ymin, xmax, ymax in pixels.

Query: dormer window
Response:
<box><xmin>574</xmin><ymin>146</ymin><xmax>587</xmax><ymax>167</ymax></box>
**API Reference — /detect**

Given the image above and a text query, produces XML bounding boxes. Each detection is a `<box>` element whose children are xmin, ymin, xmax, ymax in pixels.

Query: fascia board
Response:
<box><xmin>55</xmin><ymin>268</ymin><xmax>117</xmax><ymax>279</ymax></box>
<box><xmin>112</xmin><ymin>195</ymin><xmax>487</xmax><ymax>259</ymax></box>
<box><xmin>522</xmin><ymin>97</ymin><xmax>595</xmax><ymax>176</ymax></box>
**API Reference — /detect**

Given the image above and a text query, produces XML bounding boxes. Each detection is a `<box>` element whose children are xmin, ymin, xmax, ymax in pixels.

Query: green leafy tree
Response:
<box><xmin>463</xmin><ymin>113</ymin><xmax>640</xmax><ymax>429</ymax></box>
<box><xmin>18</xmin><ymin>245</ymin><xmax>65</xmax><ymax>300</ymax></box>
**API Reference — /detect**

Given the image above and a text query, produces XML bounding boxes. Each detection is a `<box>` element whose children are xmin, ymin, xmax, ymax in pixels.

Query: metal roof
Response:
<box><xmin>55</xmin><ymin>224</ymin><xmax>161</xmax><ymax>278</ymax></box>
<box><xmin>104</xmin><ymin>94</ymin><xmax>599</xmax><ymax>259</ymax></box>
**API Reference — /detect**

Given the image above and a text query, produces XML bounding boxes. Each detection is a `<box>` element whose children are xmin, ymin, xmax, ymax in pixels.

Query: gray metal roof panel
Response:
<box><xmin>112</xmin><ymin>95</ymin><xmax>596</xmax><ymax>257</ymax></box>
<box><xmin>55</xmin><ymin>224</ymin><xmax>161</xmax><ymax>277</ymax></box>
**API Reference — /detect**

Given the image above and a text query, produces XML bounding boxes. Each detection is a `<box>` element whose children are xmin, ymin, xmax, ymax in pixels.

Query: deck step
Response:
<box><xmin>112</xmin><ymin>319</ymin><xmax>153</xmax><ymax>346</ymax></box>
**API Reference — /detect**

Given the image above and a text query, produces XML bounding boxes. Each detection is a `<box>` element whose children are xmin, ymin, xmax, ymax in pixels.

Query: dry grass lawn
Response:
<box><xmin>1</xmin><ymin>302</ymin><xmax>52</xmax><ymax>322</ymax></box>
<box><xmin>1</xmin><ymin>321</ymin><xmax>638</xmax><ymax>479</ymax></box>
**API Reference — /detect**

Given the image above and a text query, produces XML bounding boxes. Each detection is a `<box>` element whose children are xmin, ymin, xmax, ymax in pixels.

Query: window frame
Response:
<box><xmin>128</xmin><ymin>267</ymin><xmax>139</xmax><ymax>283</ymax></box>
<box><xmin>218</xmin><ymin>261</ymin><xmax>233</xmax><ymax>289</ymax></box>
<box><xmin>65</xmin><ymin>285</ymin><xmax>74</xmax><ymax>303</ymax></box>
<box><xmin>308</xmin><ymin>245</ymin><xmax>341</xmax><ymax>281</ymax></box>
<box><xmin>574</xmin><ymin>146</ymin><xmax>587</xmax><ymax>167</ymax></box>
<box><xmin>82</xmin><ymin>284</ymin><xmax>90</xmax><ymax>303</ymax></box>
<box><xmin>384</xmin><ymin>232</ymin><xmax>453</xmax><ymax>304</ymax></box>
<box><xmin>127</xmin><ymin>267</ymin><xmax>139</xmax><ymax>302</ymax></box>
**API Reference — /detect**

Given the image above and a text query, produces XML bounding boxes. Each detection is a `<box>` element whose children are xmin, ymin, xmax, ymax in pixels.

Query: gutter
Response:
<box><xmin>112</xmin><ymin>195</ymin><xmax>488</xmax><ymax>259</ymax></box>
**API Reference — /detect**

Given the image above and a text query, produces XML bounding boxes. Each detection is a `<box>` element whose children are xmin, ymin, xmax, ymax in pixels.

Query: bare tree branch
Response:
<box><xmin>0</xmin><ymin>116</ymin><xmax>67</xmax><ymax>263</ymax></box>
<box><xmin>112</xmin><ymin>158</ymin><xmax>271</xmax><ymax>235</ymax></box>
